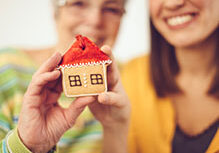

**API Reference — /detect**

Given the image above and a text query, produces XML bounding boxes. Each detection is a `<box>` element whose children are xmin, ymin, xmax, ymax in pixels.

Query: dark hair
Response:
<box><xmin>149</xmin><ymin>19</ymin><xmax>219</xmax><ymax>98</ymax></box>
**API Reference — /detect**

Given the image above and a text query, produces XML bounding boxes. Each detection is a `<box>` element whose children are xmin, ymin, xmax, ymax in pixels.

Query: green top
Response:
<box><xmin>0</xmin><ymin>48</ymin><xmax>102</xmax><ymax>153</ymax></box>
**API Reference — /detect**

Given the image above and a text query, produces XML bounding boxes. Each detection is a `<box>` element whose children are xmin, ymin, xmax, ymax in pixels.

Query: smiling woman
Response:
<box><xmin>150</xmin><ymin>0</ymin><xmax>219</xmax><ymax>47</ymax></box>
<box><xmin>0</xmin><ymin>0</ymin><xmax>128</xmax><ymax>153</ymax></box>
<box><xmin>52</xmin><ymin>0</ymin><xmax>126</xmax><ymax>51</ymax></box>
<box><xmin>120</xmin><ymin>0</ymin><xmax>219</xmax><ymax>152</ymax></box>
<box><xmin>149</xmin><ymin>0</ymin><xmax>219</xmax><ymax>97</ymax></box>
<box><xmin>100</xmin><ymin>0</ymin><xmax>219</xmax><ymax>153</ymax></box>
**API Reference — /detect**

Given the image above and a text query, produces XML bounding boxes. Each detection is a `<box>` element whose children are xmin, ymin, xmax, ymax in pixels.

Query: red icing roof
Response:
<box><xmin>59</xmin><ymin>35</ymin><xmax>111</xmax><ymax>67</ymax></box>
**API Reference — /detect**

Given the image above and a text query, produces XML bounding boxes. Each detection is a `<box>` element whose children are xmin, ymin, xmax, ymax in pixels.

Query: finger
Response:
<box><xmin>28</xmin><ymin>70</ymin><xmax>61</xmax><ymax>95</ymax></box>
<box><xmin>36</xmin><ymin>52</ymin><xmax>62</xmax><ymax>75</ymax></box>
<box><xmin>62</xmin><ymin>96</ymin><xmax>96</xmax><ymax>126</ymax></box>
<box><xmin>55</xmin><ymin>78</ymin><xmax>63</xmax><ymax>93</ymax></box>
<box><xmin>101</xmin><ymin>45</ymin><xmax>114</xmax><ymax>60</ymax></box>
<box><xmin>101</xmin><ymin>45</ymin><xmax>121</xmax><ymax>90</ymax></box>
<box><xmin>98</xmin><ymin>92</ymin><xmax>124</xmax><ymax>107</ymax></box>
<box><xmin>42</xmin><ymin>77</ymin><xmax>63</xmax><ymax>105</ymax></box>
<box><xmin>47</xmin><ymin>76</ymin><xmax>63</xmax><ymax>93</ymax></box>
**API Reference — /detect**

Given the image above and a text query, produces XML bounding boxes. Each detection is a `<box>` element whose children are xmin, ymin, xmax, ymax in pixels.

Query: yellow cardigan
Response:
<box><xmin>121</xmin><ymin>55</ymin><xmax>219</xmax><ymax>153</ymax></box>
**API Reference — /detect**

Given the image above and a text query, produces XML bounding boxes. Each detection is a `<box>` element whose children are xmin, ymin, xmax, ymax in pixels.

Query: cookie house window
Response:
<box><xmin>90</xmin><ymin>74</ymin><xmax>103</xmax><ymax>85</ymax></box>
<box><xmin>69</xmin><ymin>75</ymin><xmax>82</xmax><ymax>87</ymax></box>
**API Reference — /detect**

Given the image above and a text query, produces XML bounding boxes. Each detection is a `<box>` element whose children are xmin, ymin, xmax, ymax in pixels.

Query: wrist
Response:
<box><xmin>103</xmin><ymin>120</ymin><xmax>129</xmax><ymax>136</ymax></box>
<box><xmin>102</xmin><ymin>122</ymin><xmax>129</xmax><ymax>153</ymax></box>
<box><xmin>104</xmin><ymin>120</ymin><xmax>129</xmax><ymax>129</ymax></box>
<box><xmin>102</xmin><ymin>108</ymin><xmax>130</xmax><ymax>130</ymax></box>
<box><xmin>102</xmin><ymin>114</ymin><xmax>130</xmax><ymax>130</ymax></box>
<box><xmin>6</xmin><ymin>128</ymin><xmax>32</xmax><ymax>153</ymax></box>
<box><xmin>17</xmin><ymin>128</ymin><xmax>52</xmax><ymax>153</ymax></box>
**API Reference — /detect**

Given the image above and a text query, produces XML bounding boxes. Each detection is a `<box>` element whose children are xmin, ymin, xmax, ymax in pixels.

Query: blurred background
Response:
<box><xmin>0</xmin><ymin>0</ymin><xmax>149</xmax><ymax>62</ymax></box>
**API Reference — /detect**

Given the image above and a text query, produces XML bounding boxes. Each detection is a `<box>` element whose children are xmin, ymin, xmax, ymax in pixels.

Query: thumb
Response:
<box><xmin>63</xmin><ymin>96</ymin><xmax>96</xmax><ymax>127</ymax></box>
<box><xmin>101</xmin><ymin>45</ymin><xmax>120</xmax><ymax>90</ymax></box>
<box><xmin>98</xmin><ymin>92</ymin><xmax>125</xmax><ymax>108</ymax></box>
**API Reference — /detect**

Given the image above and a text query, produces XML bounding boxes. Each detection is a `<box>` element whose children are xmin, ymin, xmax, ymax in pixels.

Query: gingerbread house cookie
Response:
<box><xmin>58</xmin><ymin>35</ymin><xmax>112</xmax><ymax>97</ymax></box>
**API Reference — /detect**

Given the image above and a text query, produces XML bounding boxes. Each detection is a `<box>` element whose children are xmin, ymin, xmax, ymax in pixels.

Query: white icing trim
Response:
<box><xmin>103</xmin><ymin>64</ymin><xmax>108</xmax><ymax>92</ymax></box>
<box><xmin>57</xmin><ymin>60</ymin><xmax>112</xmax><ymax>70</ymax></box>
<box><xmin>61</xmin><ymin>69</ymin><xmax>69</xmax><ymax>97</ymax></box>
<box><xmin>65</xmin><ymin>92</ymin><xmax>103</xmax><ymax>98</ymax></box>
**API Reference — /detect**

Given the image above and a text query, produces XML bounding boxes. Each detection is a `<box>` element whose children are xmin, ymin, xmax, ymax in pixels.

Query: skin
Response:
<box><xmin>18</xmin><ymin>0</ymin><xmax>130</xmax><ymax>152</ymax></box>
<box><xmin>55</xmin><ymin>0</ymin><xmax>125</xmax><ymax>52</ymax></box>
<box><xmin>18</xmin><ymin>53</ymin><xmax>96</xmax><ymax>152</ymax></box>
<box><xmin>88</xmin><ymin>46</ymin><xmax>130</xmax><ymax>153</ymax></box>
<box><xmin>99</xmin><ymin>1</ymin><xmax>219</xmax><ymax>152</ymax></box>
<box><xmin>18</xmin><ymin>0</ymin><xmax>219</xmax><ymax>152</ymax></box>
<box><xmin>70</xmin><ymin>1</ymin><xmax>219</xmax><ymax>152</ymax></box>
<box><xmin>150</xmin><ymin>0</ymin><xmax>219</xmax><ymax>48</ymax></box>
<box><xmin>25</xmin><ymin>0</ymin><xmax>125</xmax><ymax>65</ymax></box>
<box><xmin>87</xmin><ymin>0</ymin><xmax>218</xmax><ymax>152</ymax></box>
<box><xmin>18</xmin><ymin>47</ymin><xmax>130</xmax><ymax>153</ymax></box>
<box><xmin>150</xmin><ymin>0</ymin><xmax>219</xmax><ymax>136</ymax></box>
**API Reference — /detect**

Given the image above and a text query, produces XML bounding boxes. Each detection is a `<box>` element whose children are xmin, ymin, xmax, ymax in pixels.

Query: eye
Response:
<box><xmin>103</xmin><ymin>7</ymin><xmax>124</xmax><ymax>15</ymax></box>
<box><xmin>67</xmin><ymin>1</ymin><xmax>85</xmax><ymax>7</ymax></box>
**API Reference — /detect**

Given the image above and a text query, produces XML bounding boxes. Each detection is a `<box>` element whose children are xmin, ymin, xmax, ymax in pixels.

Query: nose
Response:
<box><xmin>164</xmin><ymin>0</ymin><xmax>185</xmax><ymax>10</ymax></box>
<box><xmin>85</xmin><ymin>9</ymin><xmax>103</xmax><ymax>28</ymax></box>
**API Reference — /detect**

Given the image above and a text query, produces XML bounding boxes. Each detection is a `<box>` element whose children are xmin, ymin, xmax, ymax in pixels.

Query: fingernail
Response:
<box><xmin>101</xmin><ymin>45</ymin><xmax>110</xmax><ymax>51</ymax></box>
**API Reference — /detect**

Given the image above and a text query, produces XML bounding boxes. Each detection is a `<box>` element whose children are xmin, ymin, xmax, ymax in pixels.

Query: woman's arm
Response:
<box><xmin>102</xmin><ymin>123</ymin><xmax>129</xmax><ymax>153</ymax></box>
<box><xmin>88</xmin><ymin>46</ymin><xmax>131</xmax><ymax>153</ymax></box>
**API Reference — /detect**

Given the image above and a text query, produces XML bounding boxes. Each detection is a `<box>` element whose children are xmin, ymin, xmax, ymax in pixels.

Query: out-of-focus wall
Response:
<box><xmin>0</xmin><ymin>0</ymin><xmax>149</xmax><ymax>62</ymax></box>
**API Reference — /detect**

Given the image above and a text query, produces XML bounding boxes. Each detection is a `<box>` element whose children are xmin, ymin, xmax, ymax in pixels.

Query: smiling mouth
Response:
<box><xmin>165</xmin><ymin>13</ymin><xmax>198</xmax><ymax>29</ymax></box>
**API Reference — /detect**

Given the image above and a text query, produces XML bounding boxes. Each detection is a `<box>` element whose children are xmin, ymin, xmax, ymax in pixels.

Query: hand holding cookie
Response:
<box><xmin>88</xmin><ymin>45</ymin><xmax>131</xmax><ymax>153</ymax></box>
<box><xmin>17</xmin><ymin>52</ymin><xmax>95</xmax><ymax>153</ymax></box>
<box><xmin>57</xmin><ymin>35</ymin><xmax>130</xmax><ymax>128</ymax></box>
<box><xmin>88</xmin><ymin>45</ymin><xmax>131</xmax><ymax>128</ymax></box>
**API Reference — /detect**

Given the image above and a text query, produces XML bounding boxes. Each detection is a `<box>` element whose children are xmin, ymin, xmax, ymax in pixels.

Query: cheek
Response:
<box><xmin>190</xmin><ymin>0</ymin><xmax>216</xmax><ymax>11</ymax></box>
<box><xmin>103</xmin><ymin>20</ymin><xmax>121</xmax><ymax>45</ymax></box>
<box><xmin>195</xmin><ymin>0</ymin><xmax>219</xmax><ymax>29</ymax></box>
<box><xmin>149</xmin><ymin>0</ymin><xmax>162</xmax><ymax>18</ymax></box>
<box><xmin>57</xmin><ymin>10</ymin><xmax>82</xmax><ymax>31</ymax></box>
<box><xmin>190</xmin><ymin>0</ymin><xmax>208</xmax><ymax>8</ymax></box>
<box><xmin>104</xmin><ymin>19</ymin><xmax>120</xmax><ymax>36</ymax></box>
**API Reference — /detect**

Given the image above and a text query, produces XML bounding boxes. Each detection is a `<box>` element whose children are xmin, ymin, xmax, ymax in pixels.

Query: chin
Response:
<box><xmin>169</xmin><ymin>40</ymin><xmax>196</xmax><ymax>48</ymax></box>
<box><xmin>165</xmin><ymin>35</ymin><xmax>204</xmax><ymax>48</ymax></box>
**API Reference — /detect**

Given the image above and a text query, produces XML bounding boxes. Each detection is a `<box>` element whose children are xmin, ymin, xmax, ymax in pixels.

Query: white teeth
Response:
<box><xmin>167</xmin><ymin>15</ymin><xmax>193</xmax><ymax>26</ymax></box>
